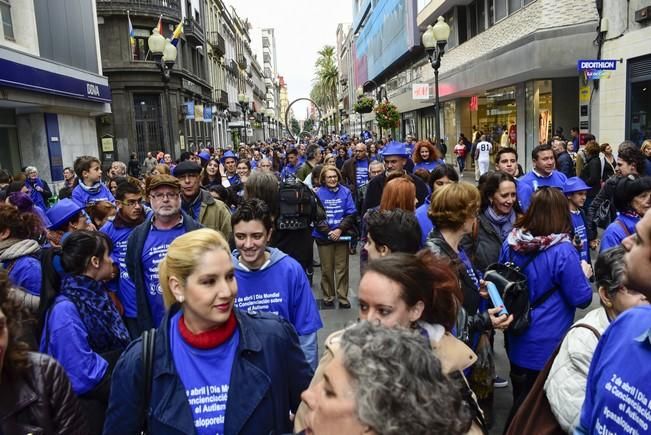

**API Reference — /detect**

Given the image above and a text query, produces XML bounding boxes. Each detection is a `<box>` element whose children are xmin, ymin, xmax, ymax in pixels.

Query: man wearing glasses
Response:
<box><xmin>126</xmin><ymin>174</ymin><xmax>201</xmax><ymax>334</ymax></box>
<box><xmin>100</xmin><ymin>180</ymin><xmax>147</xmax><ymax>338</ymax></box>
<box><xmin>173</xmin><ymin>160</ymin><xmax>232</xmax><ymax>240</ymax></box>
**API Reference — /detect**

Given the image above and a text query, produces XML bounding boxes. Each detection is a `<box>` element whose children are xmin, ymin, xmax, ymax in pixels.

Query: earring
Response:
<box><xmin>177</xmin><ymin>295</ymin><xmax>185</xmax><ymax>303</ymax></box>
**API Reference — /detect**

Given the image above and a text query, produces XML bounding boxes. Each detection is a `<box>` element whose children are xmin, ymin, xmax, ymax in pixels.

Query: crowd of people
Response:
<box><xmin>0</xmin><ymin>132</ymin><xmax>650</xmax><ymax>435</ymax></box>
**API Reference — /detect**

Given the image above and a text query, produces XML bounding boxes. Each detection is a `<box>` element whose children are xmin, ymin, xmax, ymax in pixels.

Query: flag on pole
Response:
<box><xmin>156</xmin><ymin>15</ymin><xmax>163</xmax><ymax>35</ymax></box>
<box><xmin>127</xmin><ymin>11</ymin><xmax>135</xmax><ymax>59</ymax></box>
<box><xmin>171</xmin><ymin>21</ymin><xmax>183</xmax><ymax>47</ymax></box>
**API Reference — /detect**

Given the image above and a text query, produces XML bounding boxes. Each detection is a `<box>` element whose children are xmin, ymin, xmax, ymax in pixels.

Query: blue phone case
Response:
<box><xmin>486</xmin><ymin>282</ymin><xmax>508</xmax><ymax>316</ymax></box>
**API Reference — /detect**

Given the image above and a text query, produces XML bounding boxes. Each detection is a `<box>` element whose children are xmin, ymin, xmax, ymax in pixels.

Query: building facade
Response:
<box><xmin>97</xmin><ymin>0</ymin><xmax>215</xmax><ymax>162</ymax></box>
<box><xmin>352</xmin><ymin>0</ymin><xmax>603</xmax><ymax>168</ymax></box>
<box><xmin>0</xmin><ymin>0</ymin><xmax>110</xmax><ymax>183</ymax></box>
<box><xmin>336</xmin><ymin>23</ymin><xmax>355</xmax><ymax>135</ymax></box>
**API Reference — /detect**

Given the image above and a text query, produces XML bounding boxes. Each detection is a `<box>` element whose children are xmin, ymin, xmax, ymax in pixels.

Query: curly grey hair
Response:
<box><xmin>340</xmin><ymin>322</ymin><xmax>472</xmax><ymax>435</ymax></box>
<box><xmin>595</xmin><ymin>246</ymin><xmax>627</xmax><ymax>297</ymax></box>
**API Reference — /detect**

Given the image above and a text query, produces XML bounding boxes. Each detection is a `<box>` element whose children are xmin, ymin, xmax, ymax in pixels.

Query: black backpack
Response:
<box><xmin>483</xmin><ymin>248</ymin><xmax>558</xmax><ymax>335</ymax></box>
<box><xmin>277</xmin><ymin>178</ymin><xmax>314</xmax><ymax>230</ymax></box>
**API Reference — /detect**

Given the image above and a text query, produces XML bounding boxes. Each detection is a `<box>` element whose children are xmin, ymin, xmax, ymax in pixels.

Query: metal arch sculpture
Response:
<box><xmin>284</xmin><ymin>98</ymin><xmax>323</xmax><ymax>141</ymax></box>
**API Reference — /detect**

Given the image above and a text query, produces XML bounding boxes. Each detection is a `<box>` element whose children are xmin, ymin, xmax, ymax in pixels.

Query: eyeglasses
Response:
<box><xmin>120</xmin><ymin>199</ymin><xmax>144</xmax><ymax>207</ymax></box>
<box><xmin>150</xmin><ymin>192</ymin><xmax>179</xmax><ymax>200</ymax></box>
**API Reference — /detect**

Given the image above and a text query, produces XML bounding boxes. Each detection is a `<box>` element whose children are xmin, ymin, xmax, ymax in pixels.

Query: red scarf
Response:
<box><xmin>178</xmin><ymin>312</ymin><xmax>237</xmax><ymax>349</ymax></box>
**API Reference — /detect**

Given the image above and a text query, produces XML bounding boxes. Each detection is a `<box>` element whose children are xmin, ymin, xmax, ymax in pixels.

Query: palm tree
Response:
<box><xmin>310</xmin><ymin>45</ymin><xmax>339</xmax><ymax>130</ymax></box>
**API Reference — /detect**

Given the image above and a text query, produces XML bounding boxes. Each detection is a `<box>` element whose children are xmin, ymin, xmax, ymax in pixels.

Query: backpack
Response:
<box><xmin>505</xmin><ymin>324</ymin><xmax>601</xmax><ymax>435</ymax></box>
<box><xmin>483</xmin><ymin>247</ymin><xmax>558</xmax><ymax>336</ymax></box>
<box><xmin>277</xmin><ymin>178</ymin><xmax>314</xmax><ymax>230</ymax></box>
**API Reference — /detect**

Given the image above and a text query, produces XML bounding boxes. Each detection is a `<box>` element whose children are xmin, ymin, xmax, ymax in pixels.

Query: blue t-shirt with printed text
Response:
<box><xmin>313</xmin><ymin>185</ymin><xmax>356</xmax><ymax>238</ymax></box>
<box><xmin>170</xmin><ymin>310</ymin><xmax>239</xmax><ymax>435</ymax></box>
<box><xmin>141</xmin><ymin>225</ymin><xmax>186</xmax><ymax>326</ymax></box>
<box><xmin>233</xmin><ymin>251</ymin><xmax>322</xmax><ymax>336</ymax></box>
<box><xmin>355</xmin><ymin>160</ymin><xmax>369</xmax><ymax>188</ymax></box>
<box><xmin>578</xmin><ymin>306</ymin><xmax>651</xmax><ymax>435</ymax></box>
<box><xmin>101</xmin><ymin>221</ymin><xmax>138</xmax><ymax>318</ymax></box>
<box><xmin>570</xmin><ymin>210</ymin><xmax>590</xmax><ymax>263</ymax></box>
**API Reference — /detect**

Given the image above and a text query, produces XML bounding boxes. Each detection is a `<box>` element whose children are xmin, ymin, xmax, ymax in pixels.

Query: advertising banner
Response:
<box><xmin>412</xmin><ymin>83</ymin><xmax>430</xmax><ymax>100</ymax></box>
<box><xmin>577</xmin><ymin>59</ymin><xmax>617</xmax><ymax>80</ymax></box>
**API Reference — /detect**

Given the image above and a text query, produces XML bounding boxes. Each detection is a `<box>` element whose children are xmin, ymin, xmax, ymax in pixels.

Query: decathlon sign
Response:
<box><xmin>578</xmin><ymin>59</ymin><xmax>617</xmax><ymax>79</ymax></box>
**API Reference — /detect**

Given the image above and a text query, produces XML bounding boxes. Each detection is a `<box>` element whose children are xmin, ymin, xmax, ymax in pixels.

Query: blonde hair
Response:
<box><xmin>641</xmin><ymin>139</ymin><xmax>651</xmax><ymax>153</ymax></box>
<box><xmin>428</xmin><ymin>182</ymin><xmax>480</xmax><ymax>230</ymax></box>
<box><xmin>158</xmin><ymin>228</ymin><xmax>230</xmax><ymax>308</ymax></box>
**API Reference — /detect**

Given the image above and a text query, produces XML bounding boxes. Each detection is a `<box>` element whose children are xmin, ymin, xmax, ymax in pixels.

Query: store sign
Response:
<box><xmin>577</xmin><ymin>59</ymin><xmax>617</xmax><ymax>79</ymax></box>
<box><xmin>470</xmin><ymin>96</ymin><xmax>479</xmax><ymax>112</ymax></box>
<box><xmin>412</xmin><ymin>83</ymin><xmax>430</xmax><ymax>100</ymax></box>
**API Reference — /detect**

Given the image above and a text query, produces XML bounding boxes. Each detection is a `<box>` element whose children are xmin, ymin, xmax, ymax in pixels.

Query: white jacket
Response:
<box><xmin>544</xmin><ymin>308</ymin><xmax>609</xmax><ymax>433</ymax></box>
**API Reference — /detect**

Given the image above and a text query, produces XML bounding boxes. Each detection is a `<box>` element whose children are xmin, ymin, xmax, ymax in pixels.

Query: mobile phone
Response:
<box><xmin>486</xmin><ymin>282</ymin><xmax>508</xmax><ymax>316</ymax></box>
<box><xmin>339</xmin><ymin>236</ymin><xmax>352</xmax><ymax>241</ymax></box>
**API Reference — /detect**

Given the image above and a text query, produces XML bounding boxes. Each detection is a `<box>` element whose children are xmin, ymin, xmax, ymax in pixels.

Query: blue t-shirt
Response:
<box><xmin>101</xmin><ymin>221</ymin><xmax>138</xmax><ymax>318</ymax></box>
<box><xmin>170</xmin><ymin>311</ymin><xmax>239</xmax><ymax>435</ymax></box>
<box><xmin>72</xmin><ymin>183</ymin><xmax>115</xmax><ymax>206</ymax></box>
<box><xmin>313</xmin><ymin>185</ymin><xmax>357</xmax><ymax>238</ymax></box>
<box><xmin>414</xmin><ymin>160</ymin><xmax>443</xmax><ymax>173</ymax></box>
<box><xmin>571</xmin><ymin>210</ymin><xmax>590</xmax><ymax>263</ymax></box>
<box><xmin>517</xmin><ymin>170</ymin><xmax>567</xmax><ymax>211</ymax></box>
<box><xmin>280</xmin><ymin>164</ymin><xmax>298</xmax><ymax>179</ymax></box>
<box><xmin>355</xmin><ymin>160</ymin><xmax>369</xmax><ymax>188</ymax></box>
<box><xmin>141</xmin><ymin>225</ymin><xmax>186</xmax><ymax>326</ymax></box>
<box><xmin>5</xmin><ymin>255</ymin><xmax>41</xmax><ymax>296</ymax></box>
<box><xmin>233</xmin><ymin>251</ymin><xmax>322</xmax><ymax>336</ymax></box>
<box><xmin>578</xmin><ymin>306</ymin><xmax>651</xmax><ymax>435</ymax></box>
<box><xmin>415</xmin><ymin>199</ymin><xmax>433</xmax><ymax>248</ymax></box>
<box><xmin>600</xmin><ymin>214</ymin><xmax>638</xmax><ymax>253</ymax></box>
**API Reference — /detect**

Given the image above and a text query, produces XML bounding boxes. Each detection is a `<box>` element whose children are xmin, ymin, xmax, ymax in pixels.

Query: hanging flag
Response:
<box><xmin>127</xmin><ymin>11</ymin><xmax>135</xmax><ymax>59</ymax></box>
<box><xmin>171</xmin><ymin>21</ymin><xmax>183</xmax><ymax>47</ymax></box>
<box><xmin>156</xmin><ymin>15</ymin><xmax>163</xmax><ymax>35</ymax></box>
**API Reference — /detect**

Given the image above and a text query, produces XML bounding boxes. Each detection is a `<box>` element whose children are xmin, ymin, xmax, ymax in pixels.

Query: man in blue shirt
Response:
<box><xmin>280</xmin><ymin>148</ymin><xmax>300</xmax><ymax>179</ymax></box>
<box><xmin>575</xmin><ymin>210</ymin><xmax>651</xmax><ymax>434</ymax></box>
<box><xmin>101</xmin><ymin>180</ymin><xmax>146</xmax><ymax>338</ymax></box>
<box><xmin>231</xmin><ymin>199</ymin><xmax>323</xmax><ymax>370</ymax></box>
<box><xmin>125</xmin><ymin>174</ymin><xmax>201</xmax><ymax>334</ymax></box>
<box><xmin>518</xmin><ymin>144</ymin><xmax>567</xmax><ymax>211</ymax></box>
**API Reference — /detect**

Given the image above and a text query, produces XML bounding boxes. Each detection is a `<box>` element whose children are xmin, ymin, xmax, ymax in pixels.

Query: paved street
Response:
<box><xmin>310</xmin><ymin>238</ymin><xmax>602</xmax><ymax>434</ymax></box>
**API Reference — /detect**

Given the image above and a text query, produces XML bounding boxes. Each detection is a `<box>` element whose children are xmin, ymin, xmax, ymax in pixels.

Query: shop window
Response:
<box><xmin>630</xmin><ymin>81</ymin><xmax>651</xmax><ymax>146</ymax></box>
<box><xmin>495</xmin><ymin>0</ymin><xmax>507</xmax><ymax>22</ymax></box>
<box><xmin>132</xmin><ymin>29</ymin><xmax>151</xmax><ymax>61</ymax></box>
<box><xmin>0</xmin><ymin>0</ymin><xmax>14</xmax><ymax>40</ymax></box>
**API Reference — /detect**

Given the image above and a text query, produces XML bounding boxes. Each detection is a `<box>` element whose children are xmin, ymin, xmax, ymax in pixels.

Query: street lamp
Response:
<box><xmin>422</xmin><ymin>16</ymin><xmax>450</xmax><ymax>147</ymax></box>
<box><xmin>148</xmin><ymin>27</ymin><xmax>178</xmax><ymax>157</ymax></box>
<box><xmin>238</xmin><ymin>93</ymin><xmax>250</xmax><ymax>144</ymax></box>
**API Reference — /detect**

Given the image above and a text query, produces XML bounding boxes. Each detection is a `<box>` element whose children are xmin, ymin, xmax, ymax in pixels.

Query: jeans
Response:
<box><xmin>457</xmin><ymin>156</ymin><xmax>466</xmax><ymax>173</ymax></box>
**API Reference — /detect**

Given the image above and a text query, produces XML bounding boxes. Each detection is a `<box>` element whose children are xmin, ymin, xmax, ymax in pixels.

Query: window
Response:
<box><xmin>132</xmin><ymin>29</ymin><xmax>151</xmax><ymax>61</ymax></box>
<box><xmin>524</xmin><ymin>0</ymin><xmax>535</xmax><ymax>4</ymax></box>
<box><xmin>509</xmin><ymin>0</ymin><xmax>522</xmax><ymax>13</ymax></box>
<box><xmin>488</xmin><ymin>0</ymin><xmax>495</xmax><ymax>27</ymax></box>
<box><xmin>495</xmin><ymin>0</ymin><xmax>507</xmax><ymax>21</ymax></box>
<box><xmin>477</xmin><ymin>0</ymin><xmax>486</xmax><ymax>32</ymax></box>
<box><xmin>469</xmin><ymin>1</ymin><xmax>478</xmax><ymax>37</ymax></box>
<box><xmin>0</xmin><ymin>1</ymin><xmax>14</xmax><ymax>40</ymax></box>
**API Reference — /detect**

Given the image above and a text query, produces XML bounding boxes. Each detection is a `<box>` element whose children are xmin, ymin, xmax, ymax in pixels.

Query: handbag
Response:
<box><xmin>505</xmin><ymin>323</ymin><xmax>601</xmax><ymax>435</ymax></box>
<box><xmin>595</xmin><ymin>199</ymin><xmax>612</xmax><ymax>228</ymax></box>
<box><xmin>139</xmin><ymin>328</ymin><xmax>156</xmax><ymax>435</ymax></box>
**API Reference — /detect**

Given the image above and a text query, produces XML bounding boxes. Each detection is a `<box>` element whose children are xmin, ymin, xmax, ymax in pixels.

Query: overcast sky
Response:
<box><xmin>227</xmin><ymin>0</ymin><xmax>352</xmax><ymax>120</ymax></box>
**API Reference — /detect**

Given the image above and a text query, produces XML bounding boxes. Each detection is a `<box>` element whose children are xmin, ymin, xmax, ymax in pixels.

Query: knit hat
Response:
<box><xmin>46</xmin><ymin>198</ymin><xmax>84</xmax><ymax>230</ymax></box>
<box><xmin>614</xmin><ymin>175</ymin><xmax>651</xmax><ymax>213</ymax></box>
<box><xmin>563</xmin><ymin>177</ymin><xmax>590</xmax><ymax>195</ymax></box>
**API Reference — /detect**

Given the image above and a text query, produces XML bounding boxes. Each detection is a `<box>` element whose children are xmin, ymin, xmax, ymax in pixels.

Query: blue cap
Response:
<box><xmin>221</xmin><ymin>150</ymin><xmax>238</xmax><ymax>164</ymax></box>
<box><xmin>198</xmin><ymin>151</ymin><xmax>211</xmax><ymax>161</ymax></box>
<box><xmin>563</xmin><ymin>177</ymin><xmax>590</xmax><ymax>195</ymax></box>
<box><xmin>46</xmin><ymin>198</ymin><xmax>84</xmax><ymax>230</ymax></box>
<box><xmin>381</xmin><ymin>141</ymin><xmax>410</xmax><ymax>158</ymax></box>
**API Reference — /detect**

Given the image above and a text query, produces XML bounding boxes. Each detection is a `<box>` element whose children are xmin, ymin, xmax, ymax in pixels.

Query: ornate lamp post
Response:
<box><xmin>422</xmin><ymin>16</ymin><xmax>451</xmax><ymax>147</ymax></box>
<box><xmin>148</xmin><ymin>28</ymin><xmax>178</xmax><ymax>156</ymax></box>
<box><xmin>238</xmin><ymin>93</ymin><xmax>250</xmax><ymax>144</ymax></box>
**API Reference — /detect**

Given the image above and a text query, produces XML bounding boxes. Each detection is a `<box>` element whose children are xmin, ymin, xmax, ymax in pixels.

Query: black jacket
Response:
<box><xmin>0</xmin><ymin>352</ymin><xmax>87</xmax><ymax>434</ymax></box>
<box><xmin>586</xmin><ymin>175</ymin><xmax>619</xmax><ymax>239</ymax></box>
<box><xmin>473</xmin><ymin>213</ymin><xmax>504</xmax><ymax>274</ymax></box>
<box><xmin>556</xmin><ymin>151</ymin><xmax>575</xmax><ymax>179</ymax></box>
<box><xmin>425</xmin><ymin>229</ymin><xmax>492</xmax><ymax>342</ymax></box>
<box><xmin>125</xmin><ymin>211</ymin><xmax>202</xmax><ymax>334</ymax></box>
<box><xmin>362</xmin><ymin>171</ymin><xmax>429</xmax><ymax>215</ymax></box>
<box><xmin>580</xmin><ymin>154</ymin><xmax>602</xmax><ymax>199</ymax></box>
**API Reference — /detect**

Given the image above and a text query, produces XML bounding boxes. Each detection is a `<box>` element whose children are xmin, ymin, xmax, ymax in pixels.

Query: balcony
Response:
<box><xmin>184</xmin><ymin>17</ymin><xmax>204</xmax><ymax>44</ymax></box>
<box><xmin>97</xmin><ymin>0</ymin><xmax>181</xmax><ymax>21</ymax></box>
<box><xmin>216</xmin><ymin>89</ymin><xmax>228</xmax><ymax>108</ymax></box>
<box><xmin>207</xmin><ymin>32</ymin><xmax>225</xmax><ymax>56</ymax></box>
<box><xmin>237</xmin><ymin>54</ymin><xmax>247</xmax><ymax>70</ymax></box>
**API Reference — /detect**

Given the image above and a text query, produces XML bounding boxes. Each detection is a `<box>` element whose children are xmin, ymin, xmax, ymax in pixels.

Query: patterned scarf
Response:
<box><xmin>77</xmin><ymin>181</ymin><xmax>103</xmax><ymax>194</ymax></box>
<box><xmin>484</xmin><ymin>207</ymin><xmax>516</xmax><ymax>241</ymax></box>
<box><xmin>60</xmin><ymin>275</ymin><xmax>130</xmax><ymax>354</ymax></box>
<box><xmin>507</xmin><ymin>228</ymin><xmax>570</xmax><ymax>254</ymax></box>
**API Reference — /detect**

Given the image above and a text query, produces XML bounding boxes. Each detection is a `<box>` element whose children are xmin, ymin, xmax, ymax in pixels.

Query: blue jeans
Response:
<box><xmin>457</xmin><ymin>156</ymin><xmax>466</xmax><ymax>173</ymax></box>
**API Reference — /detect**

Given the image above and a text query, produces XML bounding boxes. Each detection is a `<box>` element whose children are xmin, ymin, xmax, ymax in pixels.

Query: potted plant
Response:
<box><xmin>374</xmin><ymin>101</ymin><xmax>400</xmax><ymax>129</ymax></box>
<box><xmin>353</xmin><ymin>96</ymin><xmax>375</xmax><ymax>114</ymax></box>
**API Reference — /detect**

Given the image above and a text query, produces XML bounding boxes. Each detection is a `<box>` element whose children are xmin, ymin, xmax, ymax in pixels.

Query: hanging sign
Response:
<box><xmin>577</xmin><ymin>59</ymin><xmax>617</xmax><ymax>79</ymax></box>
